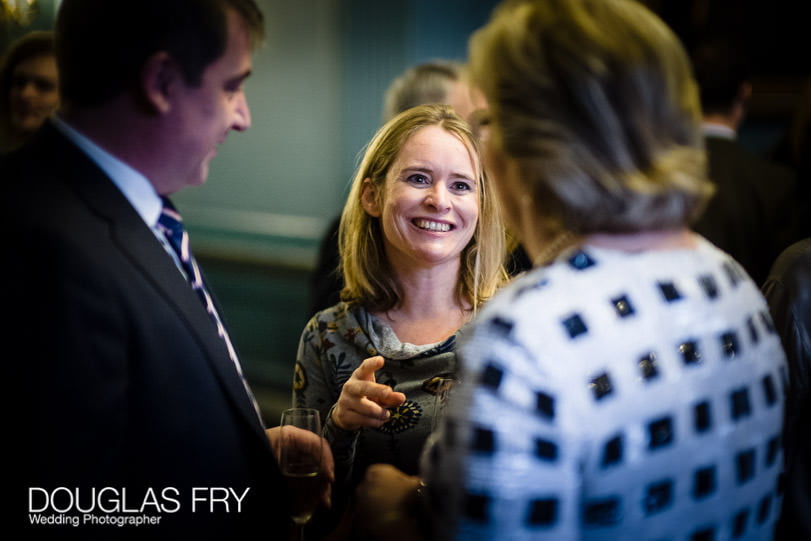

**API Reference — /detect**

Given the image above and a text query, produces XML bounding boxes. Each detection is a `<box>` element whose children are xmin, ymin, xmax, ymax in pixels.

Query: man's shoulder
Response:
<box><xmin>706</xmin><ymin>136</ymin><xmax>796</xmax><ymax>184</ymax></box>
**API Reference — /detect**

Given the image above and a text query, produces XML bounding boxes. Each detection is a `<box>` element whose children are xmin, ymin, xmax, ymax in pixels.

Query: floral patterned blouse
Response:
<box><xmin>293</xmin><ymin>301</ymin><xmax>462</xmax><ymax>490</ymax></box>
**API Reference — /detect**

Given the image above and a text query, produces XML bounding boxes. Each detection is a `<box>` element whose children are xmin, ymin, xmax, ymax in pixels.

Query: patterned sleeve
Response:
<box><xmin>423</xmin><ymin>315</ymin><xmax>583</xmax><ymax>540</ymax></box>
<box><xmin>293</xmin><ymin>310</ymin><xmax>360</xmax><ymax>487</ymax></box>
<box><xmin>293</xmin><ymin>314</ymin><xmax>331</xmax><ymax>413</ymax></box>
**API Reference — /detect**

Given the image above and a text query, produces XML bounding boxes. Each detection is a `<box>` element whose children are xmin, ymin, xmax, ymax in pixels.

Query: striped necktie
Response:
<box><xmin>157</xmin><ymin>198</ymin><xmax>263</xmax><ymax>425</ymax></box>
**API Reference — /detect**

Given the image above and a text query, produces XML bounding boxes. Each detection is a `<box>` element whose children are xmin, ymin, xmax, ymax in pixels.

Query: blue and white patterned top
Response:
<box><xmin>424</xmin><ymin>236</ymin><xmax>786</xmax><ymax>541</ymax></box>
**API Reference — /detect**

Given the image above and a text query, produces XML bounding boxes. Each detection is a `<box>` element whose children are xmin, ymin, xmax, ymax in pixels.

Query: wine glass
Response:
<box><xmin>279</xmin><ymin>408</ymin><xmax>323</xmax><ymax>539</ymax></box>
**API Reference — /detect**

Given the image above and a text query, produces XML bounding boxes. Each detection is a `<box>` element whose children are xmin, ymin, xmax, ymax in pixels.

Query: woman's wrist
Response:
<box><xmin>328</xmin><ymin>403</ymin><xmax>357</xmax><ymax>432</ymax></box>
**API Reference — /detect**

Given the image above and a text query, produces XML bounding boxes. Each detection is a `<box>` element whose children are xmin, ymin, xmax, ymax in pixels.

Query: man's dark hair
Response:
<box><xmin>55</xmin><ymin>0</ymin><xmax>264</xmax><ymax>108</ymax></box>
<box><xmin>689</xmin><ymin>35</ymin><xmax>751</xmax><ymax>115</ymax></box>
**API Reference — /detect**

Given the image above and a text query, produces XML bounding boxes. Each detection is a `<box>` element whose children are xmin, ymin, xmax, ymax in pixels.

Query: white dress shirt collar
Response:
<box><xmin>51</xmin><ymin>115</ymin><xmax>162</xmax><ymax>228</ymax></box>
<box><xmin>701</xmin><ymin>121</ymin><xmax>736</xmax><ymax>140</ymax></box>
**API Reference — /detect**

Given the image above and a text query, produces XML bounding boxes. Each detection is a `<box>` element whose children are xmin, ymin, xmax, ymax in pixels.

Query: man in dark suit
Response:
<box><xmin>690</xmin><ymin>36</ymin><xmax>801</xmax><ymax>286</ymax></box>
<box><xmin>3</xmin><ymin>0</ymin><xmax>331</xmax><ymax>538</ymax></box>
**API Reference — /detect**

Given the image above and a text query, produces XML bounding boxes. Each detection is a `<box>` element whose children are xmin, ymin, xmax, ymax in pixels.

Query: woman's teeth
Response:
<box><xmin>414</xmin><ymin>219</ymin><xmax>451</xmax><ymax>232</ymax></box>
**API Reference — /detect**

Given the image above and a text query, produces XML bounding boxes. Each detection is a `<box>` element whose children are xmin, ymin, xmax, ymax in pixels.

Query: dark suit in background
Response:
<box><xmin>690</xmin><ymin>35</ymin><xmax>802</xmax><ymax>286</ymax></box>
<box><xmin>693</xmin><ymin>134</ymin><xmax>800</xmax><ymax>285</ymax></box>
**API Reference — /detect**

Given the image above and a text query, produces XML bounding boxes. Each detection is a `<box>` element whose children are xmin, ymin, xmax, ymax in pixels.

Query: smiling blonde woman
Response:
<box><xmin>292</xmin><ymin>103</ymin><xmax>506</xmax><ymax>534</ymax></box>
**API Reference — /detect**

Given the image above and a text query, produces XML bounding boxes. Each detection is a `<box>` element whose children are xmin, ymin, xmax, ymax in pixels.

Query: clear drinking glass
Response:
<box><xmin>279</xmin><ymin>408</ymin><xmax>323</xmax><ymax>539</ymax></box>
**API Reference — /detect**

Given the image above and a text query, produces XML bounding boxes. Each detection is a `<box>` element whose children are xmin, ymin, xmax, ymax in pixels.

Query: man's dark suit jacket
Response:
<box><xmin>3</xmin><ymin>123</ymin><xmax>286</xmax><ymax>538</ymax></box>
<box><xmin>693</xmin><ymin>135</ymin><xmax>801</xmax><ymax>286</ymax></box>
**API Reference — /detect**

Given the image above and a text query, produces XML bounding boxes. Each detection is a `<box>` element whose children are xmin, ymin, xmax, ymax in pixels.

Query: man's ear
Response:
<box><xmin>140</xmin><ymin>51</ymin><xmax>178</xmax><ymax>115</ymax></box>
<box><xmin>361</xmin><ymin>179</ymin><xmax>381</xmax><ymax>217</ymax></box>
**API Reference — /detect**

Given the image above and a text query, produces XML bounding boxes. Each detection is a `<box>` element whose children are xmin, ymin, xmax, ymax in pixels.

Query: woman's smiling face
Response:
<box><xmin>363</xmin><ymin>124</ymin><xmax>480</xmax><ymax>271</ymax></box>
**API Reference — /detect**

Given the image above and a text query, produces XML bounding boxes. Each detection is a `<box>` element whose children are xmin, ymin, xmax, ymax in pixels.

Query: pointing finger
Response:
<box><xmin>354</xmin><ymin>355</ymin><xmax>385</xmax><ymax>382</ymax></box>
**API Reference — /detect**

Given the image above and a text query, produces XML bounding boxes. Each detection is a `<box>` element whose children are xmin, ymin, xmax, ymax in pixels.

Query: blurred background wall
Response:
<box><xmin>2</xmin><ymin>0</ymin><xmax>807</xmax><ymax>425</ymax></box>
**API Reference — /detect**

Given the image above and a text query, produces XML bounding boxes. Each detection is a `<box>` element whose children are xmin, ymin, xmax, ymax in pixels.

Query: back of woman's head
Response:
<box><xmin>339</xmin><ymin>103</ymin><xmax>505</xmax><ymax>312</ymax></box>
<box><xmin>469</xmin><ymin>0</ymin><xmax>713</xmax><ymax>234</ymax></box>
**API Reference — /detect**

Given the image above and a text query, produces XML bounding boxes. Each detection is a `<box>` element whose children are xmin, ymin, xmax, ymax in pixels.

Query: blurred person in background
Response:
<box><xmin>690</xmin><ymin>35</ymin><xmax>801</xmax><ymax>286</ymax></box>
<box><xmin>0</xmin><ymin>31</ymin><xmax>58</xmax><ymax>154</ymax></box>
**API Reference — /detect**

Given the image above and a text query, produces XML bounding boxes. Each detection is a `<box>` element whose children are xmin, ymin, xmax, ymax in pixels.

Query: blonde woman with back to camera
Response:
<box><xmin>356</xmin><ymin>1</ymin><xmax>788</xmax><ymax>540</ymax></box>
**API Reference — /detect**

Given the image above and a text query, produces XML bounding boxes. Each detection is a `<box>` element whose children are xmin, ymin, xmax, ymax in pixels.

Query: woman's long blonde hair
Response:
<box><xmin>339</xmin><ymin>103</ymin><xmax>506</xmax><ymax>312</ymax></box>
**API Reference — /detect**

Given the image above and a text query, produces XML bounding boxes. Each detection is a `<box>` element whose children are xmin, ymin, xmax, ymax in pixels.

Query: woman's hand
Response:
<box><xmin>331</xmin><ymin>356</ymin><xmax>406</xmax><ymax>431</ymax></box>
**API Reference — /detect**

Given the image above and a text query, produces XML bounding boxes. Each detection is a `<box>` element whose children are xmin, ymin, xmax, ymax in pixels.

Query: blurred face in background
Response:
<box><xmin>9</xmin><ymin>53</ymin><xmax>59</xmax><ymax>135</ymax></box>
<box><xmin>447</xmin><ymin>80</ymin><xmax>486</xmax><ymax>124</ymax></box>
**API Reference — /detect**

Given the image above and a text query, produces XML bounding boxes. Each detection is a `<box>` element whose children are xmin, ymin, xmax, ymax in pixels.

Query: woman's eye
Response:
<box><xmin>452</xmin><ymin>181</ymin><xmax>473</xmax><ymax>192</ymax></box>
<box><xmin>407</xmin><ymin>174</ymin><xmax>429</xmax><ymax>184</ymax></box>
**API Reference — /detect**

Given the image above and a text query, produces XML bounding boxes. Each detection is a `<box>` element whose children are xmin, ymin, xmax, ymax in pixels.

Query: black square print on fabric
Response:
<box><xmin>638</xmin><ymin>352</ymin><xmax>660</xmax><ymax>381</ymax></box>
<box><xmin>720</xmin><ymin>331</ymin><xmax>740</xmax><ymax>359</ymax></box>
<box><xmin>489</xmin><ymin>316</ymin><xmax>514</xmax><ymax>337</ymax></box>
<box><xmin>729</xmin><ymin>387</ymin><xmax>752</xmax><ymax>422</ymax></box>
<box><xmin>601</xmin><ymin>434</ymin><xmax>623</xmax><ymax>468</ymax></box>
<box><xmin>480</xmin><ymin>362</ymin><xmax>504</xmax><ymax>390</ymax></box>
<box><xmin>568</xmin><ymin>251</ymin><xmax>596</xmax><ymax>270</ymax></box>
<box><xmin>694</xmin><ymin>401</ymin><xmax>712</xmax><ymax>433</ymax></box>
<box><xmin>535</xmin><ymin>438</ymin><xmax>558</xmax><ymax>462</ymax></box>
<box><xmin>611</xmin><ymin>294</ymin><xmax>635</xmax><ymax>318</ymax></box>
<box><xmin>731</xmin><ymin>509</ymin><xmax>749</xmax><ymax>538</ymax></box>
<box><xmin>648</xmin><ymin>416</ymin><xmax>674</xmax><ymax>450</ymax></box>
<box><xmin>464</xmin><ymin>493</ymin><xmax>490</xmax><ymax>522</ymax></box>
<box><xmin>679</xmin><ymin>340</ymin><xmax>702</xmax><ymax>365</ymax></box>
<box><xmin>589</xmin><ymin>372</ymin><xmax>614</xmax><ymax>401</ymax></box>
<box><xmin>735</xmin><ymin>448</ymin><xmax>756</xmax><ymax>485</ymax></box>
<box><xmin>762</xmin><ymin>374</ymin><xmax>778</xmax><ymax>406</ymax></box>
<box><xmin>471</xmin><ymin>427</ymin><xmax>496</xmax><ymax>454</ymax></box>
<box><xmin>582</xmin><ymin>497</ymin><xmax>621</xmax><ymax>526</ymax></box>
<box><xmin>658</xmin><ymin>281</ymin><xmax>682</xmax><ymax>303</ymax></box>
<box><xmin>643</xmin><ymin>479</ymin><xmax>674</xmax><ymax>515</ymax></box>
<box><xmin>562</xmin><ymin>313</ymin><xmax>588</xmax><ymax>339</ymax></box>
<box><xmin>535</xmin><ymin>391</ymin><xmax>556</xmax><ymax>420</ymax></box>
<box><xmin>527</xmin><ymin>498</ymin><xmax>558</xmax><ymax>527</ymax></box>
<box><xmin>698</xmin><ymin>274</ymin><xmax>719</xmax><ymax>299</ymax></box>
<box><xmin>692</xmin><ymin>465</ymin><xmax>717</xmax><ymax>500</ymax></box>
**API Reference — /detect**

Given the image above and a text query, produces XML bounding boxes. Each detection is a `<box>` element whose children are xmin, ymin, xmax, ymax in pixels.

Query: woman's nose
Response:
<box><xmin>425</xmin><ymin>184</ymin><xmax>451</xmax><ymax>211</ymax></box>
